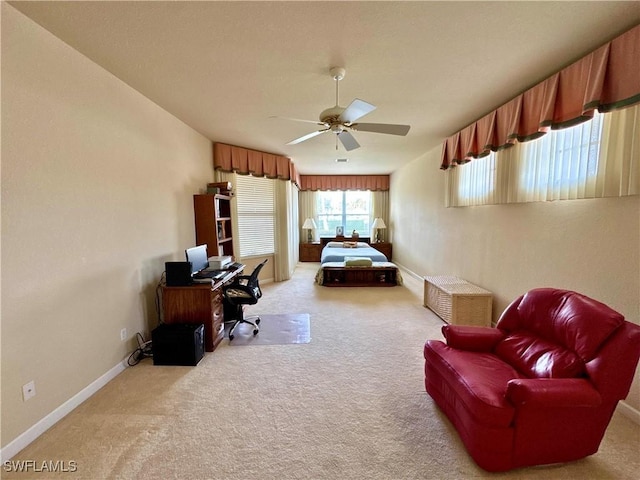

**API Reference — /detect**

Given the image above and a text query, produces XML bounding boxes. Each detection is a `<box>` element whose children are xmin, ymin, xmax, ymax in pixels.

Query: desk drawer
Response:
<box><xmin>211</xmin><ymin>289</ymin><xmax>224</xmax><ymax>336</ymax></box>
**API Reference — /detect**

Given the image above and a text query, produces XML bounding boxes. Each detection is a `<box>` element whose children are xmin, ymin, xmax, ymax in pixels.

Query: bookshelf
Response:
<box><xmin>193</xmin><ymin>194</ymin><xmax>234</xmax><ymax>258</ymax></box>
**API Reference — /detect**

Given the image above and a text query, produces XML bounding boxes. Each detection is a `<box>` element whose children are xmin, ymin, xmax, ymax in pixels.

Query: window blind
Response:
<box><xmin>446</xmin><ymin>105</ymin><xmax>638</xmax><ymax>206</ymax></box>
<box><xmin>235</xmin><ymin>175</ymin><xmax>275</xmax><ymax>257</ymax></box>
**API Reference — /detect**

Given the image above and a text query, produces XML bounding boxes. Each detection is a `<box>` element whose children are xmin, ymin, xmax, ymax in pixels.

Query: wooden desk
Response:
<box><xmin>161</xmin><ymin>265</ymin><xmax>244</xmax><ymax>352</ymax></box>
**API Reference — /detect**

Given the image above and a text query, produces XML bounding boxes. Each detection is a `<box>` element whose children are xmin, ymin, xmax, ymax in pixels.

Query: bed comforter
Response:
<box><xmin>320</xmin><ymin>241</ymin><xmax>388</xmax><ymax>264</ymax></box>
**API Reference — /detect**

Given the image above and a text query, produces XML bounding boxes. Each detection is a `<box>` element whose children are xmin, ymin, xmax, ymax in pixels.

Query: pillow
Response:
<box><xmin>325</xmin><ymin>241</ymin><xmax>343</xmax><ymax>248</ymax></box>
<box><xmin>343</xmin><ymin>241</ymin><xmax>358</xmax><ymax>248</ymax></box>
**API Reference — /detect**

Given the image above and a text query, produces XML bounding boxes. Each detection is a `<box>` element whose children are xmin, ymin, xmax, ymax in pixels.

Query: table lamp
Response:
<box><xmin>371</xmin><ymin>218</ymin><xmax>387</xmax><ymax>243</ymax></box>
<box><xmin>302</xmin><ymin>218</ymin><xmax>317</xmax><ymax>243</ymax></box>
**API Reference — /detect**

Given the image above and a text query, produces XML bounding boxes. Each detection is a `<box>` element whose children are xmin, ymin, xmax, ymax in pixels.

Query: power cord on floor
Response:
<box><xmin>127</xmin><ymin>332</ymin><xmax>153</xmax><ymax>366</ymax></box>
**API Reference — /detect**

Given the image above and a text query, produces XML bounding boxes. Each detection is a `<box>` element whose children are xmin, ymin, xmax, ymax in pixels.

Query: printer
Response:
<box><xmin>208</xmin><ymin>255</ymin><xmax>232</xmax><ymax>269</ymax></box>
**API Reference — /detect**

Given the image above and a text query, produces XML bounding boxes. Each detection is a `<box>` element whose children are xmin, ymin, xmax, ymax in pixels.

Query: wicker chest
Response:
<box><xmin>423</xmin><ymin>276</ymin><xmax>493</xmax><ymax>326</ymax></box>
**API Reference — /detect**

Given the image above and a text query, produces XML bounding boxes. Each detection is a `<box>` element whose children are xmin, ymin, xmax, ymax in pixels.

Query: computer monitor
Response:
<box><xmin>185</xmin><ymin>245</ymin><xmax>209</xmax><ymax>275</ymax></box>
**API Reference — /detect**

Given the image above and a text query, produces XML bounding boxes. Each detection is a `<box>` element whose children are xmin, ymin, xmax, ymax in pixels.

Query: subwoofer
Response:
<box><xmin>152</xmin><ymin>323</ymin><xmax>204</xmax><ymax>366</ymax></box>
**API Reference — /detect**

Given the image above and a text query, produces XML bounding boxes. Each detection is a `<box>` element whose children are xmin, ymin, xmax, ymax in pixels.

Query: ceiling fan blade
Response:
<box><xmin>270</xmin><ymin>115</ymin><xmax>327</xmax><ymax>126</ymax></box>
<box><xmin>286</xmin><ymin>129</ymin><xmax>329</xmax><ymax>145</ymax></box>
<box><xmin>337</xmin><ymin>130</ymin><xmax>360</xmax><ymax>151</ymax></box>
<box><xmin>339</xmin><ymin>98</ymin><xmax>376</xmax><ymax>124</ymax></box>
<box><xmin>351</xmin><ymin>123</ymin><xmax>411</xmax><ymax>136</ymax></box>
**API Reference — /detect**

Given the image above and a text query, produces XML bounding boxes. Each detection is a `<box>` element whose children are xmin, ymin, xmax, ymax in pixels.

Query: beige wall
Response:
<box><xmin>390</xmin><ymin>146</ymin><xmax>640</xmax><ymax>411</ymax></box>
<box><xmin>1</xmin><ymin>5</ymin><xmax>214</xmax><ymax>446</ymax></box>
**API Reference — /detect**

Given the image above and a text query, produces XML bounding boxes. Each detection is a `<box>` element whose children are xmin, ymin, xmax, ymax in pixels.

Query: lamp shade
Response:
<box><xmin>371</xmin><ymin>218</ymin><xmax>386</xmax><ymax>229</ymax></box>
<box><xmin>302</xmin><ymin>218</ymin><xmax>317</xmax><ymax>229</ymax></box>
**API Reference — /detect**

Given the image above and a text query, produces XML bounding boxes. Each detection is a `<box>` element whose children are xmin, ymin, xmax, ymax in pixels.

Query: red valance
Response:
<box><xmin>299</xmin><ymin>175</ymin><xmax>389</xmax><ymax>191</ymax></box>
<box><xmin>213</xmin><ymin>142</ymin><xmax>300</xmax><ymax>186</ymax></box>
<box><xmin>441</xmin><ymin>24</ymin><xmax>640</xmax><ymax>169</ymax></box>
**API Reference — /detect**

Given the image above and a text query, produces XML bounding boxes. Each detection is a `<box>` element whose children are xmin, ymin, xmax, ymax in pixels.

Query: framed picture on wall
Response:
<box><xmin>336</xmin><ymin>226</ymin><xmax>344</xmax><ymax>237</ymax></box>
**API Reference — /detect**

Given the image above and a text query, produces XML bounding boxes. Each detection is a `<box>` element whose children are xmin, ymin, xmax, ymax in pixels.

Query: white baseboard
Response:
<box><xmin>395</xmin><ymin>262</ymin><xmax>422</xmax><ymax>282</ymax></box>
<box><xmin>395</xmin><ymin>263</ymin><xmax>426</xmax><ymax>295</ymax></box>
<box><xmin>0</xmin><ymin>361</ymin><xmax>127</xmax><ymax>462</ymax></box>
<box><xmin>616</xmin><ymin>400</ymin><xmax>640</xmax><ymax>425</ymax></box>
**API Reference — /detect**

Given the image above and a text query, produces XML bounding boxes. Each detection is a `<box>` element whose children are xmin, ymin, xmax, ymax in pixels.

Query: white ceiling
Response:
<box><xmin>8</xmin><ymin>1</ymin><xmax>640</xmax><ymax>175</ymax></box>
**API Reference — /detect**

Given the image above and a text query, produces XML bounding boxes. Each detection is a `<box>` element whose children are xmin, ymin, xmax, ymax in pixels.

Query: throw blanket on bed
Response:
<box><xmin>344</xmin><ymin>257</ymin><xmax>373</xmax><ymax>266</ymax></box>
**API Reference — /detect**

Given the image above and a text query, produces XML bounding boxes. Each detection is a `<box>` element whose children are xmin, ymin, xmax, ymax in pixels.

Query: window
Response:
<box><xmin>518</xmin><ymin>112</ymin><xmax>603</xmax><ymax>200</ymax></box>
<box><xmin>235</xmin><ymin>175</ymin><xmax>275</xmax><ymax>257</ymax></box>
<box><xmin>452</xmin><ymin>153</ymin><xmax>497</xmax><ymax>205</ymax></box>
<box><xmin>445</xmin><ymin>109</ymin><xmax>634</xmax><ymax>206</ymax></box>
<box><xmin>316</xmin><ymin>190</ymin><xmax>372</xmax><ymax>237</ymax></box>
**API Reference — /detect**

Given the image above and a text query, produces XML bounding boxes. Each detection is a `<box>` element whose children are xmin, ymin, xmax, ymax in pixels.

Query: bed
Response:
<box><xmin>320</xmin><ymin>241</ymin><xmax>388</xmax><ymax>263</ymax></box>
<box><xmin>315</xmin><ymin>241</ymin><xmax>403</xmax><ymax>287</ymax></box>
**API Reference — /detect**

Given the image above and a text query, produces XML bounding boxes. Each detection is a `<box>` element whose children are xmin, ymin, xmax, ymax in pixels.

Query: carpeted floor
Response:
<box><xmin>3</xmin><ymin>263</ymin><xmax>639</xmax><ymax>479</ymax></box>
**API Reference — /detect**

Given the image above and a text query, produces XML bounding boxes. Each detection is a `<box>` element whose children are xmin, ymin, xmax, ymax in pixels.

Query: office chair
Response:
<box><xmin>223</xmin><ymin>259</ymin><xmax>268</xmax><ymax>341</ymax></box>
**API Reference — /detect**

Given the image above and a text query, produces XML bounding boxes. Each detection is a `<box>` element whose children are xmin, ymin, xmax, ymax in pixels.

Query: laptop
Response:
<box><xmin>185</xmin><ymin>245</ymin><xmax>227</xmax><ymax>283</ymax></box>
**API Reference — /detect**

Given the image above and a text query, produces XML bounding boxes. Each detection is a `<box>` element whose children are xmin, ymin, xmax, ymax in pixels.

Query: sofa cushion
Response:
<box><xmin>498</xmin><ymin>288</ymin><xmax>624</xmax><ymax>363</ymax></box>
<box><xmin>553</xmin><ymin>294</ymin><xmax>624</xmax><ymax>361</ymax></box>
<box><xmin>495</xmin><ymin>332</ymin><xmax>585</xmax><ymax>378</ymax></box>
<box><xmin>424</xmin><ymin>341</ymin><xmax>521</xmax><ymax>428</ymax></box>
<box><xmin>501</xmin><ymin>289</ymin><xmax>566</xmax><ymax>334</ymax></box>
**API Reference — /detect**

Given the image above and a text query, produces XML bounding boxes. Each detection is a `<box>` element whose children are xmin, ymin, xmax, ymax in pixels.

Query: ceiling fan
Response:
<box><xmin>274</xmin><ymin>67</ymin><xmax>411</xmax><ymax>151</ymax></box>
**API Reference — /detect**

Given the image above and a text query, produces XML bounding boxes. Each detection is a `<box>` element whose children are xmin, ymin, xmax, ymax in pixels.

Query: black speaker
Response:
<box><xmin>165</xmin><ymin>261</ymin><xmax>192</xmax><ymax>286</ymax></box>
<box><xmin>152</xmin><ymin>323</ymin><xmax>204</xmax><ymax>366</ymax></box>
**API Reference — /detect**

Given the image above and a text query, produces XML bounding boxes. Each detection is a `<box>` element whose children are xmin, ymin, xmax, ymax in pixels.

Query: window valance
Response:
<box><xmin>299</xmin><ymin>175</ymin><xmax>390</xmax><ymax>191</ymax></box>
<box><xmin>213</xmin><ymin>142</ymin><xmax>300</xmax><ymax>186</ymax></box>
<box><xmin>441</xmin><ymin>24</ymin><xmax>640</xmax><ymax>170</ymax></box>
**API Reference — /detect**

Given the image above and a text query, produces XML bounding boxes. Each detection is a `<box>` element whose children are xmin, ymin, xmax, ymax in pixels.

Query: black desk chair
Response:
<box><xmin>223</xmin><ymin>259</ymin><xmax>268</xmax><ymax>341</ymax></box>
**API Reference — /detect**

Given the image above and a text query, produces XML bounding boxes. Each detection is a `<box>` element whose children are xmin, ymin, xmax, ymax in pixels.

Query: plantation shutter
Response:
<box><xmin>235</xmin><ymin>175</ymin><xmax>275</xmax><ymax>257</ymax></box>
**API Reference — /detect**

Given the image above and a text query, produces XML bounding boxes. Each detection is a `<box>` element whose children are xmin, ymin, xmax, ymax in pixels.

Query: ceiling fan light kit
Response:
<box><xmin>276</xmin><ymin>66</ymin><xmax>410</xmax><ymax>151</ymax></box>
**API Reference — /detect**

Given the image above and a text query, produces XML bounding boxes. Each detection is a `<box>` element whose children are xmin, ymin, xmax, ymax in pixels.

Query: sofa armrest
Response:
<box><xmin>506</xmin><ymin>378</ymin><xmax>602</xmax><ymax>408</ymax></box>
<box><xmin>442</xmin><ymin>325</ymin><xmax>505</xmax><ymax>352</ymax></box>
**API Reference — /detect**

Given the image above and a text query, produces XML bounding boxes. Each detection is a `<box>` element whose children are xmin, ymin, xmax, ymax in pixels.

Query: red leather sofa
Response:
<box><xmin>424</xmin><ymin>288</ymin><xmax>640</xmax><ymax>472</ymax></box>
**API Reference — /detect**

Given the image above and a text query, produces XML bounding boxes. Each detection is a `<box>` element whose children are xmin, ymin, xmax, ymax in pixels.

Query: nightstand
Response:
<box><xmin>370</xmin><ymin>242</ymin><xmax>392</xmax><ymax>261</ymax></box>
<box><xmin>299</xmin><ymin>242</ymin><xmax>323</xmax><ymax>262</ymax></box>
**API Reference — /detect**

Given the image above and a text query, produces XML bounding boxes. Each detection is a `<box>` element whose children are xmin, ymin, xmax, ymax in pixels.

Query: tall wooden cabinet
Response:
<box><xmin>194</xmin><ymin>194</ymin><xmax>234</xmax><ymax>258</ymax></box>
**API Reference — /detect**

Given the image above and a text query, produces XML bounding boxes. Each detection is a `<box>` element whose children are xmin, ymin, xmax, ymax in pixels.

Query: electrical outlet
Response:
<box><xmin>120</xmin><ymin>328</ymin><xmax>127</xmax><ymax>341</ymax></box>
<box><xmin>22</xmin><ymin>381</ymin><xmax>36</xmax><ymax>401</ymax></box>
